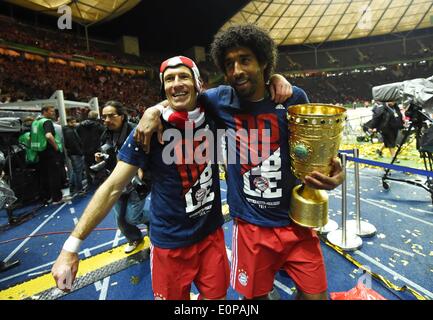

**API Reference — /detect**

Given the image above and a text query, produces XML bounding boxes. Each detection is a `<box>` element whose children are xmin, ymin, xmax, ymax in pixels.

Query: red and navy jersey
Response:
<box><xmin>201</xmin><ymin>85</ymin><xmax>309</xmax><ymax>227</ymax></box>
<box><xmin>118</xmin><ymin>117</ymin><xmax>223</xmax><ymax>249</ymax></box>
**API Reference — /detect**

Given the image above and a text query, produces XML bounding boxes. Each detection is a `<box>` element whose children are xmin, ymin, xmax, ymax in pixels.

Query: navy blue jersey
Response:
<box><xmin>118</xmin><ymin>117</ymin><xmax>224</xmax><ymax>249</ymax></box>
<box><xmin>201</xmin><ymin>85</ymin><xmax>309</xmax><ymax>227</ymax></box>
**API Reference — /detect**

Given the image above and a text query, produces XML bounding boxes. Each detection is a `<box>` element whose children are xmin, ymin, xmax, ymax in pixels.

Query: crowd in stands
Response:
<box><xmin>289</xmin><ymin>61</ymin><xmax>433</xmax><ymax>105</ymax></box>
<box><xmin>0</xmin><ymin>54</ymin><xmax>160</xmax><ymax>114</ymax></box>
<box><xmin>1</xmin><ymin>51</ymin><xmax>431</xmax><ymax>113</ymax></box>
<box><xmin>0</xmin><ymin>15</ymin><xmax>162</xmax><ymax>67</ymax></box>
<box><xmin>279</xmin><ymin>33</ymin><xmax>433</xmax><ymax>71</ymax></box>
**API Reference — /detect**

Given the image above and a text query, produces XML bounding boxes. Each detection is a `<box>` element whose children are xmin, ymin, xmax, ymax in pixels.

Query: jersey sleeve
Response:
<box><xmin>117</xmin><ymin>129</ymin><xmax>149</xmax><ymax>169</ymax></box>
<box><xmin>200</xmin><ymin>86</ymin><xmax>239</xmax><ymax>128</ymax></box>
<box><xmin>200</xmin><ymin>88</ymin><xmax>220</xmax><ymax>124</ymax></box>
<box><xmin>291</xmin><ymin>86</ymin><xmax>310</xmax><ymax>104</ymax></box>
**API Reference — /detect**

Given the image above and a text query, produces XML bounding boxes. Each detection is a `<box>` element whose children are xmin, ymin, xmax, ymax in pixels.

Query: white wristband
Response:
<box><xmin>63</xmin><ymin>236</ymin><xmax>82</xmax><ymax>253</ymax></box>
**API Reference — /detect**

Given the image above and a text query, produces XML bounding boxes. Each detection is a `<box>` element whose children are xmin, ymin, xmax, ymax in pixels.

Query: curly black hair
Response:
<box><xmin>210</xmin><ymin>24</ymin><xmax>277</xmax><ymax>82</ymax></box>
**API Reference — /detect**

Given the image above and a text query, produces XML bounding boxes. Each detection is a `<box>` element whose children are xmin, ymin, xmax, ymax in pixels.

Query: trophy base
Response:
<box><xmin>315</xmin><ymin>219</ymin><xmax>338</xmax><ymax>234</ymax></box>
<box><xmin>327</xmin><ymin>229</ymin><xmax>363</xmax><ymax>251</ymax></box>
<box><xmin>289</xmin><ymin>185</ymin><xmax>328</xmax><ymax>228</ymax></box>
<box><xmin>346</xmin><ymin>220</ymin><xmax>377</xmax><ymax>238</ymax></box>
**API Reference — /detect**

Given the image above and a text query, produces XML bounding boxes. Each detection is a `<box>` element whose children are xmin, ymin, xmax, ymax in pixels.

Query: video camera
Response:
<box><xmin>372</xmin><ymin>75</ymin><xmax>433</xmax><ymax>116</ymax></box>
<box><xmin>373</xmin><ymin>75</ymin><xmax>433</xmax><ymax>153</ymax></box>
<box><xmin>90</xmin><ymin>143</ymin><xmax>115</xmax><ymax>173</ymax></box>
<box><xmin>0</xmin><ymin>151</ymin><xmax>5</xmax><ymax>171</ymax></box>
<box><xmin>90</xmin><ymin>143</ymin><xmax>151</xmax><ymax>199</ymax></box>
<box><xmin>131</xmin><ymin>175</ymin><xmax>151</xmax><ymax>200</ymax></box>
<box><xmin>0</xmin><ymin>151</ymin><xmax>17</xmax><ymax>209</ymax></box>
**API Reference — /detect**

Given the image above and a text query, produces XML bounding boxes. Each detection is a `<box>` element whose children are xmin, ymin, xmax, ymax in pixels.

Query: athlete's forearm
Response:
<box><xmin>71</xmin><ymin>177</ymin><xmax>124</xmax><ymax>240</ymax></box>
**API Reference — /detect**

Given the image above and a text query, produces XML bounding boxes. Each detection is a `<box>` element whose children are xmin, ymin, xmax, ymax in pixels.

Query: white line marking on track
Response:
<box><xmin>354</xmin><ymin>250</ymin><xmax>433</xmax><ymax>299</ymax></box>
<box><xmin>0</xmin><ymin>238</ymin><xmax>125</xmax><ymax>284</ymax></box>
<box><xmin>98</xmin><ymin>229</ymin><xmax>122</xmax><ymax>300</ymax></box>
<box><xmin>27</xmin><ymin>270</ymin><xmax>51</xmax><ymax>277</ymax></box>
<box><xmin>4</xmin><ymin>203</ymin><xmax>67</xmax><ymax>263</ymax></box>
<box><xmin>74</xmin><ymin>242</ymin><xmax>104</xmax><ymax>291</ymax></box>
<box><xmin>379</xmin><ymin>244</ymin><xmax>415</xmax><ymax>257</ymax></box>
<box><xmin>333</xmin><ymin>191</ymin><xmax>433</xmax><ymax>227</ymax></box>
<box><xmin>273</xmin><ymin>280</ymin><xmax>295</xmax><ymax>295</ymax></box>
<box><xmin>410</xmin><ymin>207</ymin><xmax>433</xmax><ymax>214</ymax></box>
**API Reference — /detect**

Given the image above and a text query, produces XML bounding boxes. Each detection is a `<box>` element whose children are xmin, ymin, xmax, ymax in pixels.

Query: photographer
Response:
<box><xmin>97</xmin><ymin>101</ymin><xmax>150</xmax><ymax>253</ymax></box>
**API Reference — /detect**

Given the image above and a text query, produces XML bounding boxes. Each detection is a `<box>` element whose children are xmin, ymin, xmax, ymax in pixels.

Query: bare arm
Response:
<box><xmin>51</xmin><ymin>161</ymin><xmax>139</xmax><ymax>291</ymax></box>
<box><xmin>269</xmin><ymin>74</ymin><xmax>293</xmax><ymax>103</ymax></box>
<box><xmin>45</xmin><ymin>132</ymin><xmax>58</xmax><ymax>151</ymax></box>
<box><xmin>134</xmin><ymin>103</ymin><xmax>166</xmax><ymax>153</ymax></box>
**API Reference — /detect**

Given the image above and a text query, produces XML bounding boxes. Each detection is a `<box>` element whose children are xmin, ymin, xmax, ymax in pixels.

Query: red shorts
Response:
<box><xmin>150</xmin><ymin>227</ymin><xmax>230</xmax><ymax>300</ymax></box>
<box><xmin>231</xmin><ymin>219</ymin><xmax>327</xmax><ymax>299</ymax></box>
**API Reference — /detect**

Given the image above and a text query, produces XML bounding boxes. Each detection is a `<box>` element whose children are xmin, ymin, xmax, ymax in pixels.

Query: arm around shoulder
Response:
<box><xmin>134</xmin><ymin>104</ymin><xmax>165</xmax><ymax>153</ymax></box>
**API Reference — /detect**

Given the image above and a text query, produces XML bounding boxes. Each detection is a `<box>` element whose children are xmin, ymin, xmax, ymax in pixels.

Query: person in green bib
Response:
<box><xmin>18</xmin><ymin>116</ymin><xmax>38</xmax><ymax>165</ymax></box>
<box><xmin>30</xmin><ymin>105</ymin><xmax>65</xmax><ymax>204</ymax></box>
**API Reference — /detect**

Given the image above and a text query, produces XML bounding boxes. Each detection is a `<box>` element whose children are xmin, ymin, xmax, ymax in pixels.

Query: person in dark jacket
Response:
<box><xmin>97</xmin><ymin>101</ymin><xmax>150</xmax><ymax>253</ymax></box>
<box><xmin>369</xmin><ymin>101</ymin><xmax>404</xmax><ymax>158</ymax></box>
<box><xmin>63</xmin><ymin>117</ymin><xmax>85</xmax><ymax>196</ymax></box>
<box><xmin>76</xmin><ymin>110</ymin><xmax>105</xmax><ymax>187</ymax></box>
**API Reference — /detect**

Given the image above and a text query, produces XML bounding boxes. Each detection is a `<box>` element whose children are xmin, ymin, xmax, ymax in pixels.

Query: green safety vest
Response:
<box><xmin>30</xmin><ymin>117</ymin><xmax>63</xmax><ymax>152</ymax></box>
<box><xmin>18</xmin><ymin>132</ymin><xmax>39</xmax><ymax>163</ymax></box>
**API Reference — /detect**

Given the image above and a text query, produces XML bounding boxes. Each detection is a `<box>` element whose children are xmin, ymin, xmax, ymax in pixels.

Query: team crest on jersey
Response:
<box><xmin>237</xmin><ymin>269</ymin><xmax>248</xmax><ymax>287</ymax></box>
<box><xmin>253</xmin><ymin>176</ymin><xmax>269</xmax><ymax>192</ymax></box>
<box><xmin>184</xmin><ymin>163</ymin><xmax>215</xmax><ymax>216</ymax></box>
<box><xmin>195</xmin><ymin>188</ymin><xmax>207</xmax><ymax>202</ymax></box>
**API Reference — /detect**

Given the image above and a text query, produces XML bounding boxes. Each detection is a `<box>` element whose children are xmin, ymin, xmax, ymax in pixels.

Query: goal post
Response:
<box><xmin>0</xmin><ymin>90</ymin><xmax>99</xmax><ymax>125</ymax></box>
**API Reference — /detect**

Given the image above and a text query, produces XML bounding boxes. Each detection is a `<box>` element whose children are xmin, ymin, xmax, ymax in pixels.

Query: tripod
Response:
<box><xmin>382</xmin><ymin>104</ymin><xmax>433</xmax><ymax>203</ymax></box>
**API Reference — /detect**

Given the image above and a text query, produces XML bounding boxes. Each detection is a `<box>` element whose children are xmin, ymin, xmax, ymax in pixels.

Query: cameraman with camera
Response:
<box><xmin>96</xmin><ymin>101</ymin><xmax>150</xmax><ymax>253</ymax></box>
<box><xmin>369</xmin><ymin>101</ymin><xmax>404</xmax><ymax>159</ymax></box>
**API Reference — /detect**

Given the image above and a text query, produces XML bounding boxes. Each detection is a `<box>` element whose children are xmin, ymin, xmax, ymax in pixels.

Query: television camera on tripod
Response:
<box><xmin>0</xmin><ymin>170</ymin><xmax>20</xmax><ymax>272</ymax></box>
<box><xmin>372</xmin><ymin>75</ymin><xmax>433</xmax><ymax>201</ymax></box>
<box><xmin>0</xmin><ymin>137</ymin><xmax>20</xmax><ymax>273</ymax></box>
<box><xmin>0</xmin><ymin>117</ymin><xmax>42</xmax><ymax>229</ymax></box>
